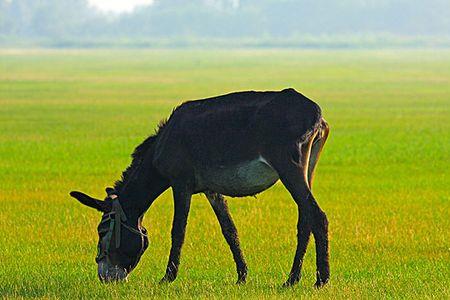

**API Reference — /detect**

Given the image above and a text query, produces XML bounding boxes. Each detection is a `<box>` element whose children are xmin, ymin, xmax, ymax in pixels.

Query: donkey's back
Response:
<box><xmin>153</xmin><ymin>88</ymin><xmax>322</xmax><ymax>183</ymax></box>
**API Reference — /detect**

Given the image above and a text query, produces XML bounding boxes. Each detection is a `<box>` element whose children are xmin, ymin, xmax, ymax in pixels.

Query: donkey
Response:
<box><xmin>70</xmin><ymin>88</ymin><xmax>330</xmax><ymax>287</ymax></box>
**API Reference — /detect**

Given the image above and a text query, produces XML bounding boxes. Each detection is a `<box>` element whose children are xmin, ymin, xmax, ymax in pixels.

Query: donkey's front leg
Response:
<box><xmin>205</xmin><ymin>192</ymin><xmax>248</xmax><ymax>284</ymax></box>
<box><xmin>160</xmin><ymin>183</ymin><xmax>192</xmax><ymax>283</ymax></box>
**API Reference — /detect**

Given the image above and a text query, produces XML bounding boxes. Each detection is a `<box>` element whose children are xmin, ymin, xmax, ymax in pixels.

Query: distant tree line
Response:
<box><xmin>1</xmin><ymin>0</ymin><xmax>449</xmax><ymax>47</ymax></box>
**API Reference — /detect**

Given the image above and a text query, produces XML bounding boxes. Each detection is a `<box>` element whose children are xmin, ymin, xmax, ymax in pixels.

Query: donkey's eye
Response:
<box><xmin>98</xmin><ymin>228</ymin><xmax>109</xmax><ymax>236</ymax></box>
<box><xmin>97</xmin><ymin>220</ymin><xmax>111</xmax><ymax>237</ymax></box>
<box><xmin>97</xmin><ymin>223</ymin><xmax>108</xmax><ymax>231</ymax></box>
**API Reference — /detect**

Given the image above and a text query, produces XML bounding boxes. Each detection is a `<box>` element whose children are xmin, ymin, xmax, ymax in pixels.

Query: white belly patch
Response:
<box><xmin>198</xmin><ymin>156</ymin><xmax>279</xmax><ymax>197</ymax></box>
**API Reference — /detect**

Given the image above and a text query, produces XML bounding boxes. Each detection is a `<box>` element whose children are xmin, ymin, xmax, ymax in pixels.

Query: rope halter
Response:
<box><xmin>96</xmin><ymin>195</ymin><xmax>148</xmax><ymax>264</ymax></box>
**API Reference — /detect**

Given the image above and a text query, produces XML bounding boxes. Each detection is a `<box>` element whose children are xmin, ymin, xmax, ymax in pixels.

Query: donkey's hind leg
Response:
<box><xmin>267</xmin><ymin>142</ymin><xmax>329</xmax><ymax>288</ymax></box>
<box><xmin>206</xmin><ymin>192</ymin><xmax>248</xmax><ymax>284</ymax></box>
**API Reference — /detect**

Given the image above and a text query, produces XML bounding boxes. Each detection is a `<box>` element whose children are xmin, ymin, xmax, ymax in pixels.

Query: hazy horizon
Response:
<box><xmin>1</xmin><ymin>0</ymin><xmax>449</xmax><ymax>48</ymax></box>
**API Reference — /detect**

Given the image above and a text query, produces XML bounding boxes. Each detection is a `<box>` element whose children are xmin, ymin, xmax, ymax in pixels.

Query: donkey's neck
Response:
<box><xmin>118</xmin><ymin>167</ymin><xmax>169</xmax><ymax>221</ymax></box>
<box><xmin>113</xmin><ymin>135</ymin><xmax>169</xmax><ymax>222</ymax></box>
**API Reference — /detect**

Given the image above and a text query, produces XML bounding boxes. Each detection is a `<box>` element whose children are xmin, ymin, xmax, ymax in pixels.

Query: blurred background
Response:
<box><xmin>1</xmin><ymin>0</ymin><xmax>450</xmax><ymax>49</ymax></box>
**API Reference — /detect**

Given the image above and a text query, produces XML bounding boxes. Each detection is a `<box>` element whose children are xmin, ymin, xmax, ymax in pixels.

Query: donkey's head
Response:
<box><xmin>70</xmin><ymin>188</ymin><xmax>149</xmax><ymax>283</ymax></box>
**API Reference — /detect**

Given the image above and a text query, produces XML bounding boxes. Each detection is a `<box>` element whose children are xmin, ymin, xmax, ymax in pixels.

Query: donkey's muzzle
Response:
<box><xmin>97</xmin><ymin>260</ymin><xmax>128</xmax><ymax>283</ymax></box>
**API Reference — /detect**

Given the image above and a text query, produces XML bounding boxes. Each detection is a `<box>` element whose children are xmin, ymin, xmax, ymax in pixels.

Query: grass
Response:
<box><xmin>0</xmin><ymin>49</ymin><xmax>449</xmax><ymax>299</ymax></box>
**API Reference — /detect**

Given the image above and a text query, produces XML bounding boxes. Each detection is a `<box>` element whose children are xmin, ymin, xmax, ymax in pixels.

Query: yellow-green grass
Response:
<box><xmin>0</xmin><ymin>49</ymin><xmax>449</xmax><ymax>299</ymax></box>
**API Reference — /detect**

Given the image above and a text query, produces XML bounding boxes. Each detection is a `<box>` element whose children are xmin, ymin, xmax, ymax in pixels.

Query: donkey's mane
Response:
<box><xmin>114</xmin><ymin>118</ymin><xmax>168</xmax><ymax>192</ymax></box>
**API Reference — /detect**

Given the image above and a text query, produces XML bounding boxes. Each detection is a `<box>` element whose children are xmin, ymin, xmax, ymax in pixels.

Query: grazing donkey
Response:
<box><xmin>70</xmin><ymin>88</ymin><xmax>330</xmax><ymax>287</ymax></box>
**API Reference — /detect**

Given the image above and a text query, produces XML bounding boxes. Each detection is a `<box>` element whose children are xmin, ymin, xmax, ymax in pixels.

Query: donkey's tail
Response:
<box><xmin>306</xmin><ymin>118</ymin><xmax>329</xmax><ymax>189</ymax></box>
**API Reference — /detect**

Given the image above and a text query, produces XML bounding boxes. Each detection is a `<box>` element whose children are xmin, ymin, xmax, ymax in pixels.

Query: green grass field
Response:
<box><xmin>0</xmin><ymin>49</ymin><xmax>449</xmax><ymax>299</ymax></box>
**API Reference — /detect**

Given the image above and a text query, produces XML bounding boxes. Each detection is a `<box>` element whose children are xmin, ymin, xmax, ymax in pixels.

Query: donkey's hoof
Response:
<box><xmin>159</xmin><ymin>275</ymin><xmax>176</xmax><ymax>284</ymax></box>
<box><xmin>282</xmin><ymin>276</ymin><xmax>300</xmax><ymax>288</ymax></box>
<box><xmin>236</xmin><ymin>270</ymin><xmax>247</xmax><ymax>285</ymax></box>
<box><xmin>313</xmin><ymin>280</ymin><xmax>328</xmax><ymax>289</ymax></box>
<box><xmin>313</xmin><ymin>277</ymin><xmax>329</xmax><ymax>288</ymax></box>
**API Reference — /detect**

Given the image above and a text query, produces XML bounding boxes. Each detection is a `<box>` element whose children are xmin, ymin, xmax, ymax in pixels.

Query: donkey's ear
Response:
<box><xmin>105</xmin><ymin>187</ymin><xmax>116</xmax><ymax>196</ymax></box>
<box><xmin>69</xmin><ymin>191</ymin><xmax>111</xmax><ymax>212</ymax></box>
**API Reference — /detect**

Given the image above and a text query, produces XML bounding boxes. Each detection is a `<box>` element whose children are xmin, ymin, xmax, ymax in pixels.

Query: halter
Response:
<box><xmin>96</xmin><ymin>195</ymin><xmax>148</xmax><ymax>264</ymax></box>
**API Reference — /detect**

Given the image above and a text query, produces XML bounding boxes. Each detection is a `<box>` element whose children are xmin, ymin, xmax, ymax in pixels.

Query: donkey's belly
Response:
<box><xmin>197</xmin><ymin>156</ymin><xmax>279</xmax><ymax>197</ymax></box>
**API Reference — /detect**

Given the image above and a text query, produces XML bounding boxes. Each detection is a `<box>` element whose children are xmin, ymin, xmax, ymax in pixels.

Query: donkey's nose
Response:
<box><xmin>97</xmin><ymin>260</ymin><xmax>128</xmax><ymax>283</ymax></box>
